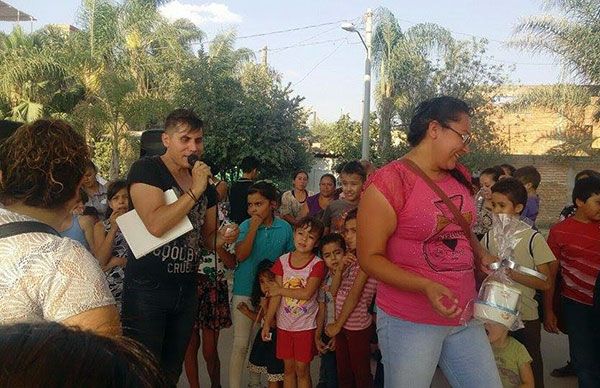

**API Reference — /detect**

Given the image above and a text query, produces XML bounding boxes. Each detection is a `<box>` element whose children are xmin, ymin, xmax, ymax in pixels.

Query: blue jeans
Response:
<box><xmin>563</xmin><ymin>297</ymin><xmax>600</xmax><ymax>388</ymax></box>
<box><xmin>122</xmin><ymin>277</ymin><xmax>198</xmax><ymax>387</ymax></box>
<box><xmin>377</xmin><ymin>308</ymin><xmax>501</xmax><ymax>388</ymax></box>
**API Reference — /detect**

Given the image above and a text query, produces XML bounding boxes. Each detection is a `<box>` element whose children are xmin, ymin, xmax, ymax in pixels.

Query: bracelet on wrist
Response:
<box><xmin>187</xmin><ymin>189</ymin><xmax>198</xmax><ymax>202</ymax></box>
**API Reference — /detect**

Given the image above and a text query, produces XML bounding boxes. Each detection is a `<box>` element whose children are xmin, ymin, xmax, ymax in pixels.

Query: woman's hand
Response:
<box><xmin>423</xmin><ymin>280</ymin><xmax>462</xmax><ymax>318</ymax></box>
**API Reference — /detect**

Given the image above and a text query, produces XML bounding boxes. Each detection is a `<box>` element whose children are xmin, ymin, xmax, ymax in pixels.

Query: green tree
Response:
<box><xmin>311</xmin><ymin>113</ymin><xmax>379</xmax><ymax>162</ymax></box>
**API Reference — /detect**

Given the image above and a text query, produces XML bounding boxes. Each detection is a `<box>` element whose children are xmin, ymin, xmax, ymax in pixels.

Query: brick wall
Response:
<box><xmin>503</xmin><ymin>155</ymin><xmax>598</xmax><ymax>228</ymax></box>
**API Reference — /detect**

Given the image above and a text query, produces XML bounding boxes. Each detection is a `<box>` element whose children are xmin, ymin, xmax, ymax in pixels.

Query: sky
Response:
<box><xmin>2</xmin><ymin>0</ymin><xmax>570</xmax><ymax>121</ymax></box>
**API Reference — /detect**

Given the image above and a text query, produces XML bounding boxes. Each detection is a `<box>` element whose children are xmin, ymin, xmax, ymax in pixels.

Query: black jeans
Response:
<box><xmin>122</xmin><ymin>277</ymin><xmax>198</xmax><ymax>387</ymax></box>
<box><xmin>563</xmin><ymin>297</ymin><xmax>600</xmax><ymax>388</ymax></box>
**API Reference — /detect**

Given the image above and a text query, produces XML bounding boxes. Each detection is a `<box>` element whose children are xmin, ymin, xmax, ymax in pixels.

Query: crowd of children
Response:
<box><xmin>473</xmin><ymin>163</ymin><xmax>600</xmax><ymax>388</ymax></box>
<box><xmin>22</xmin><ymin>125</ymin><xmax>598</xmax><ymax>388</ymax></box>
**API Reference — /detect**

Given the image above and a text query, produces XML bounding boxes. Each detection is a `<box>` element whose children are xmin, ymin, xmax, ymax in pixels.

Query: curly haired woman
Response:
<box><xmin>0</xmin><ymin>119</ymin><xmax>119</xmax><ymax>336</ymax></box>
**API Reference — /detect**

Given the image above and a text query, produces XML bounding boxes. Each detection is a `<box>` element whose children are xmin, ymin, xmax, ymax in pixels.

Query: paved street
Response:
<box><xmin>179</xmin><ymin>322</ymin><xmax>578</xmax><ymax>387</ymax></box>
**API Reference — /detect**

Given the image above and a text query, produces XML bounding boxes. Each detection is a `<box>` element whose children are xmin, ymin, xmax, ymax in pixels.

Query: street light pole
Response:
<box><xmin>342</xmin><ymin>9</ymin><xmax>373</xmax><ymax>161</ymax></box>
<box><xmin>361</xmin><ymin>9</ymin><xmax>372</xmax><ymax>161</ymax></box>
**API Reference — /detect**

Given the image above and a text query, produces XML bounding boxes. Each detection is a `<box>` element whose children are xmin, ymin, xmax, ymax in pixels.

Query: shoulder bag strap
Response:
<box><xmin>401</xmin><ymin>158</ymin><xmax>475</xmax><ymax>243</ymax></box>
<box><xmin>0</xmin><ymin>220</ymin><xmax>60</xmax><ymax>239</ymax></box>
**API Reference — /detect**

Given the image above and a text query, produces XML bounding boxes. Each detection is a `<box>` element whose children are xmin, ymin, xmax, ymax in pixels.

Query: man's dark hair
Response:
<box><xmin>164</xmin><ymin>109</ymin><xmax>203</xmax><ymax>134</ymax></box>
<box><xmin>572</xmin><ymin>176</ymin><xmax>600</xmax><ymax>205</ymax></box>
<box><xmin>491</xmin><ymin>178</ymin><xmax>528</xmax><ymax>213</ymax></box>
<box><xmin>514</xmin><ymin>166</ymin><xmax>541</xmax><ymax>190</ymax></box>
<box><xmin>240</xmin><ymin>156</ymin><xmax>260</xmax><ymax>174</ymax></box>
<box><xmin>340</xmin><ymin>160</ymin><xmax>366</xmax><ymax>182</ymax></box>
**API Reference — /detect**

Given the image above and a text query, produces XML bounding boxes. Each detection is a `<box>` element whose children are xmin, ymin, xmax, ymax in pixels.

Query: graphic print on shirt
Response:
<box><xmin>283</xmin><ymin>276</ymin><xmax>309</xmax><ymax>316</ymax></box>
<box><xmin>152</xmin><ymin>186</ymin><xmax>207</xmax><ymax>274</ymax></box>
<box><xmin>423</xmin><ymin>194</ymin><xmax>474</xmax><ymax>272</ymax></box>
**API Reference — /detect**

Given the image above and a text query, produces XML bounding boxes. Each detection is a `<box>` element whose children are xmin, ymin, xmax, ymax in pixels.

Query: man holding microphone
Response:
<box><xmin>123</xmin><ymin>109</ymin><xmax>238</xmax><ymax>386</ymax></box>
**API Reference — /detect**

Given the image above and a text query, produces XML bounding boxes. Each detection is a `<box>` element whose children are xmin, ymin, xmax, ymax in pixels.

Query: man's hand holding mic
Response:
<box><xmin>187</xmin><ymin>154</ymin><xmax>212</xmax><ymax>200</ymax></box>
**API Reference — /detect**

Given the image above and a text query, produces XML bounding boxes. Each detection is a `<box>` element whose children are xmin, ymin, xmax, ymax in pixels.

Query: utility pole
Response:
<box><xmin>361</xmin><ymin>9</ymin><xmax>373</xmax><ymax>161</ymax></box>
<box><xmin>260</xmin><ymin>46</ymin><xmax>268</xmax><ymax>67</ymax></box>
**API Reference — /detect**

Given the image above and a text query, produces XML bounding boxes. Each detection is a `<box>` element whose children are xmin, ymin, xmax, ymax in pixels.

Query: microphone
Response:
<box><xmin>187</xmin><ymin>154</ymin><xmax>217</xmax><ymax>186</ymax></box>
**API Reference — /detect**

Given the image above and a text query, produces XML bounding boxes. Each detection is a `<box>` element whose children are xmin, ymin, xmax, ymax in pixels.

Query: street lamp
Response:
<box><xmin>341</xmin><ymin>9</ymin><xmax>372</xmax><ymax>161</ymax></box>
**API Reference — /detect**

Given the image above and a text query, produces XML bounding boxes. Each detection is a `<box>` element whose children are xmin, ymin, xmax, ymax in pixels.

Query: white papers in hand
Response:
<box><xmin>116</xmin><ymin>189</ymin><xmax>193</xmax><ymax>259</ymax></box>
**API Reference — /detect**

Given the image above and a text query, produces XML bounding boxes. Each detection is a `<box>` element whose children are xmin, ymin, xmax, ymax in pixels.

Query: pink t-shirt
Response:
<box><xmin>365</xmin><ymin>160</ymin><xmax>477</xmax><ymax>326</ymax></box>
<box><xmin>335</xmin><ymin>260</ymin><xmax>377</xmax><ymax>330</ymax></box>
<box><xmin>272</xmin><ymin>253</ymin><xmax>325</xmax><ymax>331</ymax></box>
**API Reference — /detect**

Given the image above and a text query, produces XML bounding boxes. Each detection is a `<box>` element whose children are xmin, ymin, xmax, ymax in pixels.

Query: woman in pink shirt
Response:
<box><xmin>357</xmin><ymin>96</ymin><xmax>502</xmax><ymax>388</ymax></box>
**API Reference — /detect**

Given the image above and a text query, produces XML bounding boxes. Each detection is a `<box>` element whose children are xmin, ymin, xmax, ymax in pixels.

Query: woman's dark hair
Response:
<box><xmin>0</xmin><ymin>119</ymin><xmax>90</xmax><ymax>209</ymax></box>
<box><xmin>407</xmin><ymin>96</ymin><xmax>472</xmax><ymax>147</ymax></box>
<box><xmin>319</xmin><ymin>233</ymin><xmax>346</xmax><ymax>253</ymax></box>
<box><xmin>491</xmin><ymin>178</ymin><xmax>528</xmax><ymax>213</ymax></box>
<box><xmin>0</xmin><ymin>322</ymin><xmax>167</xmax><ymax>387</ymax></box>
<box><xmin>164</xmin><ymin>108</ymin><xmax>203</xmax><ymax>134</ymax></box>
<box><xmin>480</xmin><ymin>166</ymin><xmax>504</xmax><ymax>183</ymax></box>
<box><xmin>292</xmin><ymin>169</ymin><xmax>309</xmax><ymax>180</ymax></box>
<box><xmin>407</xmin><ymin>96</ymin><xmax>474</xmax><ymax>194</ymax></box>
<box><xmin>251</xmin><ymin>260</ymin><xmax>276</xmax><ymax>309</ymax></box>
<box><xmin>320</xmin><ymin>173</ymin><xmax>336</xmax><ymax>187</ymax></box>
<box><xmin>105</xmin><ymin>179</ymin><xmax>128</xmax><ymax>219</ymax></box>
<box><xmin>247</xmin><ymin>180</ymin><xmax>281</xmax><ymax>204</ymax></box>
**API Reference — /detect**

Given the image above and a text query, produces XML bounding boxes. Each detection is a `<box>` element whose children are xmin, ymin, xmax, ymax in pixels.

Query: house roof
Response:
<box><xmin>0</xmin><ymin>1</ymin><xmax>35</xmax><ymax>22</ymax></box>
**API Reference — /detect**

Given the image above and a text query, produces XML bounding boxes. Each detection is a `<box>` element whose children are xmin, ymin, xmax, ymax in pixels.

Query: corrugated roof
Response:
<box><xmin>0</xmin><ymin>1</ymin><xmax>36</xmax><ymax>22</ymax></box>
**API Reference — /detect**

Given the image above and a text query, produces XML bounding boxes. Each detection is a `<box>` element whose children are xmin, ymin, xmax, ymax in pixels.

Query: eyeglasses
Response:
<box><xmin>443</xmin><ymin>125</ymin><xmax>472</xmax><ymax>146</ymax></box>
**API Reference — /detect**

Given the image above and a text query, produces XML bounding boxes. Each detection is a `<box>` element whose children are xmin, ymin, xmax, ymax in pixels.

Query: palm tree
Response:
<box><xmin>512</xmin><ymin>0</ymin><xmax>600</xmax><ymax>84</ymax></box>
<box><xmin>511</xmin><ymin>0</ymin><xmax>600</xmax><ymax>157</ymax></box>
<box><xmin>372</xmin><ymin>8</ymin><xmax>454</xmax><ymax>153</ymax></box>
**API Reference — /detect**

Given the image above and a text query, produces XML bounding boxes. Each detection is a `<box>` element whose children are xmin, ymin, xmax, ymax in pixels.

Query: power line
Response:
<box><xmin>270</xmin><ymin>38</ymin><xmax>347</xmax><ymax>53</ymax></box>
<box><xmin>235</xmin><ymin>20</ymin><xmax>347</xmax><ymax>40</ymax></box>
<box><xmin>293</xmin><ymin>40</ymin><xmax>347</xmax><ymax>86</ymax></box>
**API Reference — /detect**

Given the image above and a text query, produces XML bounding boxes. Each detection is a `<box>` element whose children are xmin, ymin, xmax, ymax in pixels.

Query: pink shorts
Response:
<box><xmin>276</xmin><ymin>328</ymin><xmax>317</xmax><ymax>363</ymax></box>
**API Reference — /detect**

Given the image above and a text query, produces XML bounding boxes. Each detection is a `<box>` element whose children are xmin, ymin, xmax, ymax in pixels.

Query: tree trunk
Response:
<box><xmin>378</xmin><ymin>98</ymin><xmax>393</xmax><ymax>154</ymax></box>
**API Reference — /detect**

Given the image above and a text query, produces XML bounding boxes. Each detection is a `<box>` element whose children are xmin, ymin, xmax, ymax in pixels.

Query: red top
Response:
<box><xmin>547</xmin><ymin>218</ymin><xmax>600</xmax><ymax>306</ymax></box>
